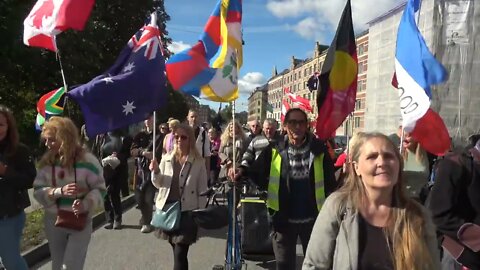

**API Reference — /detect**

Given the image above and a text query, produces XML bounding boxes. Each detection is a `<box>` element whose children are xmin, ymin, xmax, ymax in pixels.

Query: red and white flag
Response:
<box><xmin>23</xmin><ymin>0</ymin><xmax>95</xmax><ymax>51</ymax></box>
<box><xmin>284</xmin><ymin>87</ymin><xmax>313</xmax><ymax>112</ymax></box>
<box><xmin>280</xmin><ymin>98</ymin><xmax>290</xmax><ymax>123</ymax></box>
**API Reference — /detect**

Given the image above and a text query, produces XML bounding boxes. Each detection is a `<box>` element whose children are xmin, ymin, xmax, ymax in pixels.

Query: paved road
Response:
<box><xmin>33</xmin><ymin>205</ymin><xmax>305</xmax><ymax>270</ymax></box>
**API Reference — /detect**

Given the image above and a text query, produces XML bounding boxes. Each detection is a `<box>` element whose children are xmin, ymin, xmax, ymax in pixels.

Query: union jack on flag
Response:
<box><xmin>128</xmin><ymin>22</ymin><xmax>162</xmax><ymax>60</ymax></box>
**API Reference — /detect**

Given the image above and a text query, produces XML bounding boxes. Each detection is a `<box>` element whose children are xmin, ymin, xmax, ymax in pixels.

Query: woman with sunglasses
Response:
<box><xmin>150</xmin><ymin>123</ymin><xmax>208</xmax><ymax>270</ymax></box>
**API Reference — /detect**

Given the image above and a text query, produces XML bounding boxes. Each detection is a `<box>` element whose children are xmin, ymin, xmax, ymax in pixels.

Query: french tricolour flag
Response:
<box><xmin>393</xmin><ymin>0</ymin><xmax>450</xmax><ymax>156</ymax></box>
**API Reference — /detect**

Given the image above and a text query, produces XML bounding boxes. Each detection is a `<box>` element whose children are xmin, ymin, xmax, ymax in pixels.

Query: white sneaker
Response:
<box><xmin>141</xmin><ymin>225</ymin><xmax>152</xmax><ymax>233</ymax></box>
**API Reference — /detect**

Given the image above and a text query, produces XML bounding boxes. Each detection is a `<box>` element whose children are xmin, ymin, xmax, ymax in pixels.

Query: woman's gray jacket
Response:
<box><xmin>302</xmin><ymin>192</ymin><xmax>441</xmax><ymax>270</ymax></box>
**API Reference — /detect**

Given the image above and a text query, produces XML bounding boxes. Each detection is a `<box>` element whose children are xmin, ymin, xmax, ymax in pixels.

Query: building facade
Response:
<box><xmin>365</xmin><ymin>0</ymin><xmax>435</xmax><ymax>135</ymax></box>
<box><xmin>338</xmin><ymin>30</ymin><xmax>369</xmax><ymax>136</ymax></box>
<box><xmin>182</xmin><ymin>94</ymin><xmax>208</xmax><ymax>124</ymax></box>
<box><xmin>247</xmin><ymin>84</ymin><xmax>268</xmax><ymax>122</ymax></box>
<box><xmin>266</xmin><ymin>35</ymin><xmax>369</xmax><ymax>136</ymax></box>
<box><xmin>266</xmin><ymin>68</ymin><xmax>287</xmax><ymax>122</ymax></box>
<box><xmin>198</xmin><ymin>104</ymin><xmax>210</xmax><ymax>125</ymax></box>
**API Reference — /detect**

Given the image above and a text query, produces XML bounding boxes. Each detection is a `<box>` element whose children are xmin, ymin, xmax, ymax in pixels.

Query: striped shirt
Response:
<box><xmin>287</xmin><ymin>140</ymin><xmax>316</xmax><ymax>223</ymax></box>
<box><xmin>241</xmin><ymin>133</ymin><xmax>283</xmax><ymax>168</ymax></box>
<box><xmin>33</xmin><ymin>152</ymin><xmax>107</xmax><ymax>217</ymax></box>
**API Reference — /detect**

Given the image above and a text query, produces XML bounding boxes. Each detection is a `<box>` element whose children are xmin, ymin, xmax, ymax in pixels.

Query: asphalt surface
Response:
<box><xmin>32</xmin><ymin>205</ymin><xmax>305</xmax><ymax>270</ymax></box>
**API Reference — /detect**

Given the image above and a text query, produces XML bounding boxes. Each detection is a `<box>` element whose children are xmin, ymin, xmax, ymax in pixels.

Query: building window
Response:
<box><xmin>304</xmin><ymin>69</ymin><xmax>307</xmax><ymax>77</ymax></box>
<box><xmin>257</xmin><ymin>109</ymin><xmax>260</xmax><ymax>113</ymax></box>
<box><xmin>258</xmin><ymin>100</ymin><xmax>260</xmax><ymax>106</ymax></box>
<box><xmin>355</xmin><ymin>99</ymin><xmax>362</xmax><ymax>110</ymax></box>
<box><xmin>357</xmin><ymin>80</ymin><xmax>366</xmax><ymax>92</ymax></box>
<box><xmin>294</xmin><ymin>73</ymin><xmax>297</xmax><ymax>80</ymax></box>
<box><xmin>314</xmin><ymin>64</ymin><xmax>317</xmax><ymax>71</ymax></box>
<box><xmin>358</xmin><ymin>44</ymin><xmax>364</xmax><ymax>55</ymax></box>
<box><xmin>309</xmin><ymin>66</ymin><xmax>312</xmax><ymax>75</ymax></box>
<box><xmin>354</xmin><ymin>117</ymin><xmax>361</xmax><ymax>128</ymax></box>
<box><xmin>358</xmin><ymin>62</ymin><xmax>367</xmax><ymax>74</ymax></box>
<box><xmin>293</xmin><ymin>84</ymin><xmax>296</xmax><ymax>91</ymax></box>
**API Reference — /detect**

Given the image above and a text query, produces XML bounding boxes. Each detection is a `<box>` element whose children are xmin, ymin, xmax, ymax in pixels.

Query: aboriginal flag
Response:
<box><xmin>315</xmin><ymin>0</ymin><xmax>357</xmax><ymax>139</ymax></box>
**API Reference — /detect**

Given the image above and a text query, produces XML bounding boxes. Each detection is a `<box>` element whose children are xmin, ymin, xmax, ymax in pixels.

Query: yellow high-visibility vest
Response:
<box><xmin>266</xmin><ymin>149</ymin><xmax>325</xmax><ymax>212</ymax></box>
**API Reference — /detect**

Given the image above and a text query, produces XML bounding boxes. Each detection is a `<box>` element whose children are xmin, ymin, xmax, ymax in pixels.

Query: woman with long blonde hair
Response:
<box><xmin>218</xmin><ymin>120</ymin><xmax>246</xmax><ymax>179</ymax></box>
<box><xmin>303</xmin><ymin>132</ymin><xmax>440</xmax><ymax>270</ymax></box>
<box><xmin>33</xmin><ymin>117</ymin><xmax>106</xmax><ymax>270</ymax></box>
<box><xmin>150</xmin><ymin>124</ymin><xmax>208</xmax><ymax>270</ymax></box>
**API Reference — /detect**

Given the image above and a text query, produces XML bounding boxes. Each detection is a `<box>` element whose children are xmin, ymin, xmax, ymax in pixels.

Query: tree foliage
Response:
<box><xmin>0</xmin><ymin>0</ymin><xmax>183</xmax><ymax>148</ymax></box>
<box><xmin>217</xmin><ymin>104</ymin><xmax>248</xmax><ymax>125</ymax></box>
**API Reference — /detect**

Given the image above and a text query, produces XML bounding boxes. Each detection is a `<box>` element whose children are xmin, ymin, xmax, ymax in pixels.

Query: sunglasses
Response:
<box><xmin>161</xmin><ymin>127</ymin><xmax>167</xmax><ymax>129</ymax></box>
<box><xmin>287</xmin><ymin>119</ymin><xmax>307</xmax><ymax>127</ymax></box>
<box><xmin>174</xmin><ymin>135</ymin><xmax>188</xmax><ymax>141</ymax></box>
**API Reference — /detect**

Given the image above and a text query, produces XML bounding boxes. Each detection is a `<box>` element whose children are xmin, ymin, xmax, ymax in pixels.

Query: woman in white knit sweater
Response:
<box><xmin>33</xmin><ymin>117</ymin><xmax>106</xmax><ymax>270</ymax></box>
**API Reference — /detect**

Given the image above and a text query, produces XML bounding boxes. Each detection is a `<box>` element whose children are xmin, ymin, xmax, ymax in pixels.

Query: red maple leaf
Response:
<box><xmin>31</xmin><ymin>0</ymin><xmax>54</xmax><ymax>29</ymax></box>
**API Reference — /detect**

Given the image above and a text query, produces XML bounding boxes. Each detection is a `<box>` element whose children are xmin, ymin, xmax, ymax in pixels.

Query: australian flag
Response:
<box><xmin>68</xmin><ymin>13</ymin><xmax>167</xmax><ymax>138</ymax></box>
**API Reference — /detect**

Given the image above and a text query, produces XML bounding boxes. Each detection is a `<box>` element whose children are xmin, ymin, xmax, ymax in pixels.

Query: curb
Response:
<box><xmin>23</xmin><ymin>194</ymin><xmax>137</xmax><ymax>267</ymax></box>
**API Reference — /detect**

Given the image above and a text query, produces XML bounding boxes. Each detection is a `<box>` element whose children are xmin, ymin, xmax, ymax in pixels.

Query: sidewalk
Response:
<box><xmin>32</xmin><ymin>205</ymin><xmax>305</xmax><ymax>270</ymax></box>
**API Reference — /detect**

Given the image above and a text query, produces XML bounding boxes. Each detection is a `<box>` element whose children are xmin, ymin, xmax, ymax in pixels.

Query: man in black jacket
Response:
<box><xmin>130</xmin><ymin>115</ymin><xmax>163</xmax><ymax>233</ymax></box>
<box><xmin>428</xmin><ymin>134</ymin><xmax>480</xmax><ymax>270</ymax></box>
<box><xmin>232</xmin><ymin>108</ymin><xmax>337</xmax><ymax>270</ymax></box>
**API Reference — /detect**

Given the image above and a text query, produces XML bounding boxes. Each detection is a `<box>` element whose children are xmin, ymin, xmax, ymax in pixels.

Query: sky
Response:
<box><xmin>164</xmin><ymin>0</ymin><xmax>404</xmax><ymax>112</ymax></box>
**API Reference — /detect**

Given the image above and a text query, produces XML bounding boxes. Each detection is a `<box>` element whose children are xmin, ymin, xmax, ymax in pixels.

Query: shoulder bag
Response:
<box><xmin>52</xmin><ymin>163</ymin><xmax>88</xmax><ymax>231</ymax></box>
<box><xmin>151</xmin><ymin>158</ymin><xmax>193</xmax><ymax>231</ymax></box>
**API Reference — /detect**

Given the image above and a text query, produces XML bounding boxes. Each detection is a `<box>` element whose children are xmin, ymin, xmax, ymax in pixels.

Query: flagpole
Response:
<box><xmin>151</xmin><ymin>111</ymin><xmax>157</xmax><ymax>181</ymax></box>
<box><xmin>399</xmin><ymin>127</ymin><xmax>405</xmax><ymax>154</ymax></box>
<box><xmin>56</xmin><ymin>51</ymin><xmax>70</xmax><ymax>111</ymax></box>
<box><xmin>231</xmin><ymin>99</ymin><xmax>237</xmax><ymax>266</ymax></box>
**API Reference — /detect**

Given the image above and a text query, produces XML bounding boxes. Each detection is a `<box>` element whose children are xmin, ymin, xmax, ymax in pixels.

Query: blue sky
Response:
<box><xmin>164</xmin><ymin>0</ymin><xmax>404</xmax><ymax>111</ymax></box>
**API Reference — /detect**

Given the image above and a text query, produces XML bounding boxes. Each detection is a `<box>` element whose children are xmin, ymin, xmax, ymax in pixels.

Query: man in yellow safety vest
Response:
<box><xmin>232</xmin><ymin>108</ymin><xmax>337</xmax><ymax>270</ymax></box>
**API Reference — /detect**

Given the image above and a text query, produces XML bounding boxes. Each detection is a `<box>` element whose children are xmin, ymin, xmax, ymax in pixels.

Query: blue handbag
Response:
<box><xmin>151</xmin><ymin>160</ymin><xmax>192</xmax><ymax>231</ymax></box>
<box><xmin>151</xmin><ymin>201</ymin><xmax>182</xmax><ymax>231</ymax></box>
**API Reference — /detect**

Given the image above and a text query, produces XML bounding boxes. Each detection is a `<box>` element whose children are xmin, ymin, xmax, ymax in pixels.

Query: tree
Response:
<box><xmin>156</xmin><ymin>83</ymin><xmax>189</xmax><ymax>124</ymax></box>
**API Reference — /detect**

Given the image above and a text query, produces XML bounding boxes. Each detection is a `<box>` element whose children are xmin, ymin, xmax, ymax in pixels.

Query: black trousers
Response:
<box><xmin>272</xmin><ymin>221</ymin><xmax>314</xmax><ymax>270</ymax></box>
<box><xmin>135</xmin><ymin>181</ymin><xmax>156</xmax><ymax>225</ymax></box>
<box><xmin>104</xmin><ymin>180</ymin><xmax>122</xmax><ymax>223</ymax></box>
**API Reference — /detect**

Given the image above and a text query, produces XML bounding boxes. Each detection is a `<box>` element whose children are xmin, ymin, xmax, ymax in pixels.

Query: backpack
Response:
<box><xmin>420</xmin><ymin>152</ymin><xmax>474</xmax><ymax>206</ymax></box>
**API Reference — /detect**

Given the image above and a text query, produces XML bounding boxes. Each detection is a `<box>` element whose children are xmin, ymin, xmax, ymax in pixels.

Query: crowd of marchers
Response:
<box><xmin>1</xmin><ymin>103</ymin><xmax>479</xmax><ymax>270</ymax></box>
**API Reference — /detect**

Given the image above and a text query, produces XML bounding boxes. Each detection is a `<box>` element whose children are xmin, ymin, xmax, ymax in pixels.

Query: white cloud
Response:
<box><xmin>266</xmin><ymin>0</ymin><xmax>404</xmax><ymax>41</ymax></box>
<box><xmin>238</xmin><ymin>72</ymin><xmax>266</xmax><ymax>94</ymax></box>
<box><xmin>197</xmin><ymin>72</ymin><xmax>266</xmax><ymax>112</ymax></box>
<box><xmin>168</xmin><ymin>41</ymin><xmax>191</xmax><ymax>54</ymax></box>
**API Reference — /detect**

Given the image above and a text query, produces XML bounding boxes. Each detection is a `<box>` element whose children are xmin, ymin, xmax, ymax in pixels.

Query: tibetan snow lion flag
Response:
<box><xmin>166</xmin><ymin>0</ymin><xmax>243</xmax><ymax>102</ymax></box>
<box><xmin>23</xmin><ymin>0</ymin><xmax>95</xmax><ymax>51</ymax></box>
<box><xmin>35</xmin><ymin>87</ymin><xmax>66</xmax><ymax>130</ymax></box>
<box><xmin>393</xmin><ymin>0</ymin><xmax>450</xmax><ymax>156</ymax></box>
<box><xmin>315</xmin><ymin>0</ymin><xmax>357</xmax><ymax>140</ymax></box>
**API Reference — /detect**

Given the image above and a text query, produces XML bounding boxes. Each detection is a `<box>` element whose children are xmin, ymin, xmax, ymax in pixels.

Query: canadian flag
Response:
<box><xmin>284</xmin><ymin>87</ymin><xmax>313</xmax><ymax>112</ymax></box>
<box><xmin>280</xmin><ymin>98</ymin><xmax>290</xmax><ymax>123</ymax></box>
<box><xmin>23</xmin><ymin>0</ymin><xmax>95</xmax><ymax>51</ymax></box>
